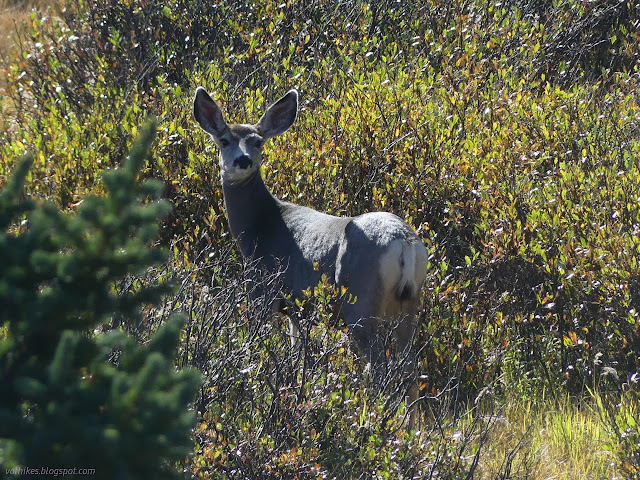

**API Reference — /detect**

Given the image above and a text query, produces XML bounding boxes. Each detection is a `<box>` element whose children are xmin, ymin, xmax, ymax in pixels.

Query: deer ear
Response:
<box><xmin>193</xmin><ymin>87</ymin><xmax>228</xmax><ymax>136</ymax></box>
<box><xmin>257</xmin><ymin>90</ymin><xmax>298</xmax><ymax>139</ymax></box>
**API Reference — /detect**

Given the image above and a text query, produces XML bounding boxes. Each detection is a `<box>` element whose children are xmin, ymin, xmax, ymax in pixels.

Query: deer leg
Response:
<box><xmin>288</xmin><ymin>316</ymin><xmax>302</xmax><ymax>349</ymax></box>
<box><xmin>349</xmin><ymin>315</ymin><xmax>384</xmax><ymax>374</ymax></box>
<box><xmin>392</xmin><ymin>312</ymin><xmax>419</xmax><ymax>427</ymax></box>
<box><xmin>271</xmin><ymin>297</ymin><xmax>303</xmax><ymax>350</ymax></box>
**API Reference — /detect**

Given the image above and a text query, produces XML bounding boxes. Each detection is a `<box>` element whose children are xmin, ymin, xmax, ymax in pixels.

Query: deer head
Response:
<box><xmin>193</xmin><ymin>88</ymin><xmax>298</xmax><ymax>185</ymax></box>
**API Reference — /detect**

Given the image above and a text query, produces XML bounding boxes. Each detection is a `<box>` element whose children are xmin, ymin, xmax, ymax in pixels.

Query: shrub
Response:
<box><xmin>0</xmin><ymin>122</ymin><xmax>201</xmax><ymax>479</ymax></box>
<box><xmin>162</xmin><ymin>252</ymin><xmax>500</xmax><ymax>479</ymax></box>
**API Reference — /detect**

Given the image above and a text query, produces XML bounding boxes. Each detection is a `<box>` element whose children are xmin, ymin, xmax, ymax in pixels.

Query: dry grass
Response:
<box><xmin>475</xmin><ymin>398</ymin><xmax>621</xmax><ymax>480</ymax></box>
<box><xmin>0</xmin><ymin>0</ymin><xmax>58</xmax><ymax>60</ymax></box>
<box><xmin>1</xmin><ymin>0</ymin><xmax>58</xmax><ymax>131</ymax></box>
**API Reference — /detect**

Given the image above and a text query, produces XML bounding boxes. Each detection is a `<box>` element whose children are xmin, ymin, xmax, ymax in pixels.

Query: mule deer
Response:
<box><xmin>193</xmin><ymin>87</ymin><xmax>428</xmax><ymax>422</ymax></box>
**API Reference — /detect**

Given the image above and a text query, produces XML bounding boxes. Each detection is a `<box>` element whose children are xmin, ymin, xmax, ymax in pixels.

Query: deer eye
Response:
<box><xmin>220</xmin><ymin>138</ymin><xmax>230</xmax><ymax>147</ymax></box>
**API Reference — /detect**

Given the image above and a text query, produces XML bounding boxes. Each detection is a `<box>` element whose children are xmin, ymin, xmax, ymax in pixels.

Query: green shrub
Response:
<box><xmin>0</xmin><ymin>122</ymin><xmax>201</xmax><ymax>479</ymax></box>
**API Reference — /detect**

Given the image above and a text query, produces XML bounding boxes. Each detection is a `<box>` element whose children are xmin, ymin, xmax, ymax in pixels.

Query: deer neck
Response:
<box><xmin>221</xmin><ymin>171</ymin><xmax>280</xmax><ymax>255</ymax></box>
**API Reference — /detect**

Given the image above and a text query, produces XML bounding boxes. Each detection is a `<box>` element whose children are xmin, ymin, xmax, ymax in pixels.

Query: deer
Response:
<box><xmin>193</xmin><ymin>87</ymin><xmax>429</xmax><ymax>424</ymax></box>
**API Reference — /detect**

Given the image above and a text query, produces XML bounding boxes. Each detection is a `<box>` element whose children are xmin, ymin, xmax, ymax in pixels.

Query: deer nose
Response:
<box><xmin>233</xmin><ymin>155</ymin><xmax>253</xmax><ymax>169</ymax></box>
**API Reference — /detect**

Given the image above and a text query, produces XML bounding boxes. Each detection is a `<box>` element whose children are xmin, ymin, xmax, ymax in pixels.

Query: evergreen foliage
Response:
<box><xmin>0</xmin><ymin>121</ymin><xmax>201</xmax><ymax>479</ymax></box>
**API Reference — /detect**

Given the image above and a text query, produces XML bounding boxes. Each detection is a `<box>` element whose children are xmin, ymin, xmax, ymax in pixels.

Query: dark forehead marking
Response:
<box><xmin>229</xmin><ymin>124</ymin><xmax>260</xmax><ymax>137</ymax></box>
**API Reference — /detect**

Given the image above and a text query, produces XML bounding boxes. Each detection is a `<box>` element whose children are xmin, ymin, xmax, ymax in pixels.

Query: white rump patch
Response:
<box><xmin>378</xmin><ymin>239</ymin><xmax>428</xmax><ymax>307</ymax></box>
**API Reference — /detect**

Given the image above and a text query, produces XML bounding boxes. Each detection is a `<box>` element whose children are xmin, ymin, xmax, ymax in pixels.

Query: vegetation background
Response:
<box><xmin>1</xmin><ymin>0</ymin><xmax>639</xmax><ymax>478</ymax></box>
